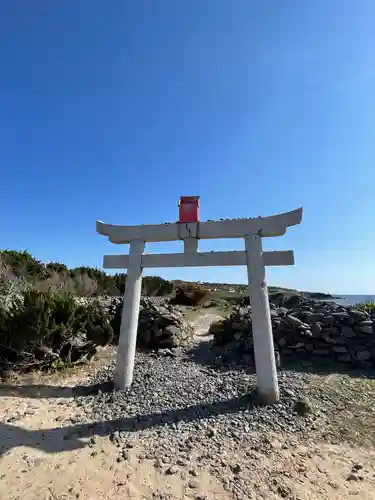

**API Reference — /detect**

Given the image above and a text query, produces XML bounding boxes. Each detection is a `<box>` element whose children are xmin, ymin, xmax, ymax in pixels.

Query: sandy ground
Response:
<box><xmin>2</xmin><ymin>380</ymin><xmax>375</xmax><ymax>500</ymax></box>
<box><xmin>0</xmin><ymin>356</ymin><xmax>227</xmax><ymax>500</ymax></box>
<box><xmin>2</xmin><ymin>316</ymin><xmax>375</xmax><ymax>500</ymax></box>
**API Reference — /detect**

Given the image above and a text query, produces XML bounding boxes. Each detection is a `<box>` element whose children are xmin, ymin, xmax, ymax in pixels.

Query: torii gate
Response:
<box><xmin>97</xmin><ymin>198</ymin><xmax>303</xmax><ymax>404</ymax></box>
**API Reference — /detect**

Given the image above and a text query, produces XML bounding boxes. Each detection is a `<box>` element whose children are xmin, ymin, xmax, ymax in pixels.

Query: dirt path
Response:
<box><xmin>2</xmin><ymin>315</ymin><xmax>375</xmax><ymax>499</ymax></box>
<box><xmin>190</xmin><ymin>312</ymin><xmax>222</xmax><ymax>342</ymax></box>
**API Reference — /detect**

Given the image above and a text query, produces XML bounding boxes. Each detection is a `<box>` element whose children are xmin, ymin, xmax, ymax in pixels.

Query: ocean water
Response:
<box><xmin>332</xmin><ymin>295</ymin><xmax>375</xmax><ymax>307</ymax></box>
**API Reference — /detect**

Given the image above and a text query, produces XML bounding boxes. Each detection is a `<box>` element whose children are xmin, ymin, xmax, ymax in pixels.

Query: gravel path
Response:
<box><xmin>73</xmin><ymin>350</ymin><xmax>324</xmax><ymax>498</ymax></box>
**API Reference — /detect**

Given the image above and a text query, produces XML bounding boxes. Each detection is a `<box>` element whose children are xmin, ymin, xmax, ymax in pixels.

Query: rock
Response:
<box><xmin>356</xmin><ymin>325</ymin><xmax>373</xmax><ymax>334</ymax></box>
<box><xmin>338</xmin><ymin>355</ymin><xmax>351</xmax><ymax>363</ymax></box>
<box><xmin>352</xmin><ymin>464</ymin><xmax>363</xmax><ymax>471</ymax></box>
<box><xmin>323</xmin><ymin>316</ymin><xmax>334</xmax><ymax>327</ymax></box>
<box><xmin>284</xmin><ymin>316</ymin><xmax>309</xmax><ymax>329</ymax></box>
<box><xmin>357</xmin><ymin>350</ymin><xmax>371</xmax><ymax>361</ymax></box>
<box><xmin>342</xmin><ymin>326</ymin><xmax>355</xmax><ymax>338</ymax></box>
<box><xmin>358</xmin><ymin>320</ymin><xmax>373</xmax><ymax>327</ymax></box>
<box><xmin>163</xmin><ymin>325</ymin><xmax>180</xmax><ymax>337</ymax></box>
<box><xmin>177</xmin><ymin>458</ymin><xmax>190</xmax><ymax>467</ymax></box>
<box><xmin>188</xmin><ymin>479</ymin><xmax>199</xmax><ymax>489</ymax></box>
<box><xmin>294</xmin><ymin>397</ymin><xmax>312</xmax><ymax>416</ymax></box>
<box><xmin>332</xmin><ymin>346</ymin><xmax>347</xmax><ymax>354</ymax></box>
<box><xmin>347</xmin><ymin>473</ymin><xmax>360</xmax><ymax>481</ymax></box>
<box><xmin>157</xmin><ymin>348</ymin><xmax>174</xmax><ymax>357</ymax></box>
<box><xmin>277</xmin><ymin>483</ymin><xmax>293</xmax><ymax>497</ymax></box>
<box><xmin>166</xmin><ymin>465</ymin><xmax>179</xmax><ymax>475</ymax></box>
<box><xmin>110</xmin><ymin>431</ymin><xmax>121</xmax><ymax>444</ymax></box>
<box><xmin>88</xmin><ymin>436</ymin><xmax>98</xmax><ymax>447</ymax></box>
<box><xmin>311</xmin><ymin>322</ymin><xmax>322</xmax><ymax>335</ymax></box>
<box><xmin>230</xmin><ymin>463</ymin><xmax>242</xmax><ymax>474</ymax></box>
<box><xmin>189</xmin><ymin>468</ymin><xmax>199</xmax><ymax>477</ymax></box>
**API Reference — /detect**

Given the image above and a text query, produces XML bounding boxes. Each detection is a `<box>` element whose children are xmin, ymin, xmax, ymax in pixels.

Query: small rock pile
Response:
<box><xmin>211</xmin><ymin>295</ymin><xmax>375</xmax><ymax>368</ymax></box>
<box><xmin>109</xmin><ymin>296</ymin><xmax>194</xmax><ymax>350</ymax></box>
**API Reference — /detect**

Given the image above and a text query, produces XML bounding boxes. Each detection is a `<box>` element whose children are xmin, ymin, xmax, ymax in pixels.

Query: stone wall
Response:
<box><xmin>108</xmin><ymin>296</ymin><xmax>194</xmax><ymax>350</ymax></box>
<box><xmin>211</xmin><ymin>296</ymin><xmax>375</xmax><ymax>368</ymax></box>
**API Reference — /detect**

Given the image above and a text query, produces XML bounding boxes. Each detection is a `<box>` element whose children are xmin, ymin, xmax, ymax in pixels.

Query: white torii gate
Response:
<box><xmin>97</xmin><ymin>202</ymin><xmax>303</xmax><ymax>404</ymax></box>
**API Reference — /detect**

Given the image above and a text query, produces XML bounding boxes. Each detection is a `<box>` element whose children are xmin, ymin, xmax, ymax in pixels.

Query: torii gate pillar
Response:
<box><xmin>245</xmin><ymin>234</ymin><xmax>278</xmax><ymax>404</ymax></box>
<box><xmin>97</xmin><ymin>201</ymin><xmax>303</xmax><ymax>404</ymax></box>
<box><xmin>115</xmin><ymin>240</ymin><xmax>144</xmax><ymax>390</ymax></box>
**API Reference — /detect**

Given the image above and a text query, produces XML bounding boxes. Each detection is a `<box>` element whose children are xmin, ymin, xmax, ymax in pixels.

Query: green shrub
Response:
<box><xmin>1</xmin><ymin>249</ymin><xmax>175</xmax><ymax>299</ymax></box>
<box><xmin>142</xmin><ymin>276</ymin><xmax>174</xmax><ymax>296</ymax></box>
<box><xmin>0</xmin><ymin>288</ymin><xmax>113</xmax><ymax>370</ymax></box>
<box><xmin>0</xmin><ymin>250</ymin><xmax>47</xmax><ymax>278</ymax></box>
<box><xmin>171</xmin><ymin>283</ymin><xmax>209</xmax><ymax>306</ymax></box>
<box><xmin>113</xmin><ymin>273</ymin><xmax>127</xmax><ymax>294</ymax></box>
<box><xmin>355</xmin><ymin>301</ymin><xmax>375</xmax><ymax>315</ymax></box>
<box><xmin>46</xmin><ymin>261</ymin><xmax>69</xmax><ymax>274</ymax></box>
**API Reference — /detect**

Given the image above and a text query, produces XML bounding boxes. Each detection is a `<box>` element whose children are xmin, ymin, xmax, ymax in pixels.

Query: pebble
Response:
<box><xmin>166</xmin><ymin>465</ymin><xmax>179</xmax><ymax>475</ymax></box>
<box><xmin>352</xmin><ymin>463</ymin><xmax>363</xmax><ymax>471</ymax></box>
<box><xmin>294</xmin><ymin>397</ymin><xmax>312</xmax><ymax>416</ymax></box>
<box><xmin>230</xmin><ymin>463</ymin><xmax>242</xmax><ymax>474</ymax></box>
<box><xmin>188</xmin><ymin>478</ymin><xmax>199</xmax><ymax>489</ymax></box>
<box><xmin>347</xmin><ymin>473</ymin><xmax>360</xmax><ymax>481</ymax></box>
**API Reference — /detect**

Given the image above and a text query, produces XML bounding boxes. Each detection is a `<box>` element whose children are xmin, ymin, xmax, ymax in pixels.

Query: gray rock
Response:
<box><xmin>347</xmin><ymin>473</ymin><xmax>360</xmax><ymax>481</ymax></box>
<box><xmin>357</xmin><ymin>350</ymin><xmax>371</xmax><ymax>361</ymax></box>
<box><xmin>341</xmin><ymin>326</ymin><xmax>356</xmax><ymax>338</ymax></box>
<box><xmin>157</xmin><ymin>348</ymin><xmax>174</xmax><ymax>357</ymax></box>
<box><xmin>332</xmin><ymin>346</ymin><xmax>348</xmax><ymax>354</ymax></box>
<box><xmin>230</xmin><ymin>463</ymin><xmax>242</xmax><ymax>474</ymax></box>
<box><xmin>311</xmin><ymin>322</ymin><xmax>322</xmax><ymax>335</ymax></box>
<box><xmin>166</xmin><ymin>465</ymin><xmax>179</xmax><ymax>475</ymax></box>
<box><xmin>352</xmin><ymin>463</ymin><xmax>363</xmax><ymax>471</ymax></box>
<box><xmin>188</xmin><ymin>479</ymin><xmax>199</xmax><ymax>489</ymax></box>
<box><xmin>338</xmin><ymin>355</ymin><xmax>351</xmax><ymax>363</ymax></box>
<box><xmin>294</xmin><ymin>397</ymin><xmax>312</xmax><ymax>416</ymax></box>
<box><xmin>163</xmin><ymin>325</ymin><xmax>180</xmax><ymax>337</ymax></box>
<box><xmin>356</xmin><ymin>325</ymin><xmax>373</xmax><ymax>334</ymax></box>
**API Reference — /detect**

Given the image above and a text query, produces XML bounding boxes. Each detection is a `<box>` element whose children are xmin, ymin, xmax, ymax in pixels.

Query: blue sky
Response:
<box><xmin>0</xmin><ymin>1</ymin><xmax>374</xmax><ymax>294</ymax></box>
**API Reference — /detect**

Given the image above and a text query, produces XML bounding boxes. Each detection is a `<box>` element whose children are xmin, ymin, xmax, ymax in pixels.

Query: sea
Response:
<box><xmin>332</xmin><ymin>295</ymin><xmax>375</xmax><ymax>307</ymax></box>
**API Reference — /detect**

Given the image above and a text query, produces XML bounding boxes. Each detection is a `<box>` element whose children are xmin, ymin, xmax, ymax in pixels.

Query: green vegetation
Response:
<box><xmin>0</xmin><ymin>249</ymin><xmax>173</xmax><ymax>297</ymax></box>
<box><xmin>355</xmin><ymin>300</ymin><xmax>375</xmax><ymax>315</ymax></box>
<box><xmin>171</xmin><ymin>283</ymin><xmax>210</xmax><ymax>306</ymax></box>
<box><xmin>310</xmin><ymin>374</ymin><xmax>375</xmax><ymax>448</ymax></box>
<box><xmin>0</xmin><ymin>287</ymin><xmax>113</xmax><ymax>373</ymax></box>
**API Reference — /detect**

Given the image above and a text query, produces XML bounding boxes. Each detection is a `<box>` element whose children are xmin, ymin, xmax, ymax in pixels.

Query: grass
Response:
<box><xmin>309</xmin><ymin>373</ymin><xmax>375</xmax><ymax>448</ymax></box>
<box><xmin>181</xmin><ymin>305</ymin><xmax>230</xmax><ymax>324</ymax></box>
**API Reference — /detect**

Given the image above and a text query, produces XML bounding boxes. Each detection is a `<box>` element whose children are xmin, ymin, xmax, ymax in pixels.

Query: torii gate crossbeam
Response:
<box><xmin>97</xmin><ymin>204</ymin><xmax>303</xmax><ymax>404</ymax></box>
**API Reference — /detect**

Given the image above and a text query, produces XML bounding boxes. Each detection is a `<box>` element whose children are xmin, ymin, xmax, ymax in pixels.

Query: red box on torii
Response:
<box><xmin>178</xmin><ymin>196</ymin><xmax>200</xmax><ymax>223</ymax></box>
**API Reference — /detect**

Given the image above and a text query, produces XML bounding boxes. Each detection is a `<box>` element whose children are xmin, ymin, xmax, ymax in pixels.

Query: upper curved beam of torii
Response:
<box><xmin>96</xmin><ymin>207</ymin><xmax>303</xmax><ymax>244</ymax></box>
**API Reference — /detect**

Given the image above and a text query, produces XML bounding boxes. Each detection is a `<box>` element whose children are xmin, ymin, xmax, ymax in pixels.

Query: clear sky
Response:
<box><xmin>0</xmin><ymin>1</ymin><xmax>374</xmax><ymax>294</ymax></box>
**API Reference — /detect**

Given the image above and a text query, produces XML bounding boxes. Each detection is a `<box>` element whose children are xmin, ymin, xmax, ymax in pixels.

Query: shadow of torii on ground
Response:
<box><xmin>0</xmin><ymin>390</ymin><xmax>258</xmax><ymax>458</ymax></box>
